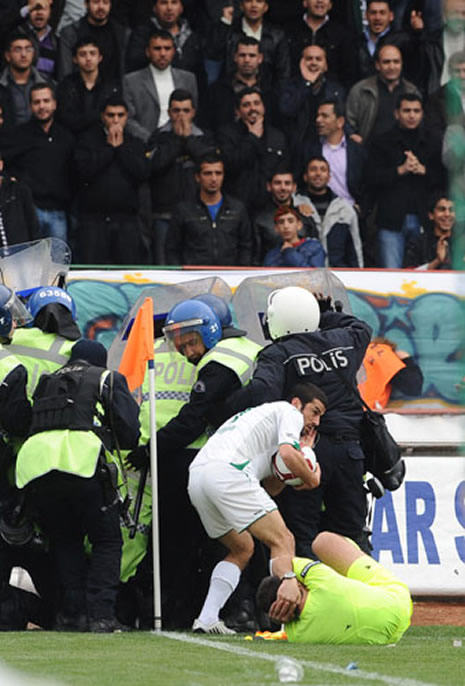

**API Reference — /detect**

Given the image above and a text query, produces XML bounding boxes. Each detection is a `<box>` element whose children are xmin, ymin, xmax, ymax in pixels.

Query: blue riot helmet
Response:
<box><xmin>163</xmin><ymin>299</ymin><xmax>222</xmax><ymax>356</ymax></box>
<box><xmin>0</xmin><ymin>285</ymin><xmax>32</xmax><ymax>339</ymax></box>
<box><xmin>193</xmin><ymin>294</ymin><xmax>232</xmax><ymax>328</ymax></box>
<box><xmin>27</xmin><ymin>286</ymin><xmax>76</xmax><ymax>322</ymax></box>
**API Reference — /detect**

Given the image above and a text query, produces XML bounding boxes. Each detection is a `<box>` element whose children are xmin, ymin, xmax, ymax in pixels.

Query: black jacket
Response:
<box><xmin>1</xmin><ymin>119</ymin><xmax>74</xmax><ymax>210</ymax></box>
<box><xmin>207</xmin><ymin>16</ymin><xmax>291</xmax><ymax>82</ymax></box>
<box><xmin>146</xmin><ymin>122</ymin><xmax>216</xmax><ymax>213</ymax></box>
<box><xmin>74</xmin><ymin>123</ymin><xmax>150</xmax><ymax>214</ymax></box>
<box><xmin>217</xmin><ymin>120</ymin><xmax>287</xmax><ymax>211</ymax></box>
<box><xmin>287</xmin><ymin>18</ymin><xmax>358</xmax><ymax>88</ymax></box>
<box><xmin>356</xmin><ymin>27</ymin><xmax>439</xmax><ymax>93</ymax></box>
<box><xmin>125</xmin><ymin>16</ymin><xmax>205</xmax><ymax>91</ymax></box>
<box><xmin>227</xmin><ymin>310</ymin><xmax>372</xmax><ymax>437</ymax></box>
<box><xmin>56</xmin><ymin>72</ymin><xmax>121</xmax><ymax>135</ymax></box>
<box><xmin>366</xmin><ymin>123</ymin><xmax>445</xmax><ymax>230</ymax></box>
<box><xmin>278</xmin><ymin>75</ymin><xmax>345</xmax><ymax>180</ymax></box>
<box><xmin>166</xmin><ymin>193</ymin><xmax>252</xmax><ymax>266</ymax></box>
<box><xmin>58</xmin><ymin>16</ymin><xmax>128</xmax><ymax>82</ymax></box>
<box><xmin>0</xmin><ymin>175</ymin><xmax>40</xmax><ymax>245</ymax></box>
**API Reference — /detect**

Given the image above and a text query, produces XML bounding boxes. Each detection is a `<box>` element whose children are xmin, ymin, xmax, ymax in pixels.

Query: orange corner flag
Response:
<box><xmin>119</xmin><ymin>297</ymin><xmax>154</xmax><ymax>391</ymax></box>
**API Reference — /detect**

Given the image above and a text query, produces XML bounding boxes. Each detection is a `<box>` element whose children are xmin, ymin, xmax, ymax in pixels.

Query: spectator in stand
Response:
<box><xmin>304</xmin><ymin>99</ymin><xmax>366</xmax><ymax>207</ymax></box>
<box><xmin>206</xmin><ymin>0</ymin><xmax>291</xmax><ymax>83</ymax></box>
<box><xmin>123</xmin><ymin>29</ymin><xmax>198</xmax><ymax>142</ymax></box>
<box><xmin>253</xmin><ymin>168</ymin><xmax>319</xmax><ymax>264</ymax></box>
<box><xmin>201</xmin><ymin>36</ymin><xmax>275</xmax><ymax>132</ymax></box>
<box><xmin>56</xmin><ymin>38</ymin><xmax>120</xmax><ymax>135</ymax></box>
<box><xmin>146</xmin><ymin>88</ymin><xmax>215</xmax><ymax>264</ymax></box>
<box><xmin>286</xmin><ymin>0</ymin><xmax>358</xmax><ymax>88</ymax></box>
<box><xmin>346</xmin><ymin>44</ymin><xmax>420</xmax><ymax>144</ymax></box>
<box><xmin>125</xmin><ymin>0</ymin><xmax>205</xmax><ymax>93</ymax></box>
<box><xmin>166</xmin><ymin>152</ymin><xmax>252</xmax><ymax>266</ymax></box>
<box><xmin>356</xmin><ymin>0</ymin><xmax>439</xmax><ymax>93</ymax></box>
<box><xmin>0</xmin><ymin>151</ymin><xmax>40</xmax><ymax>245</ymax></box>
<box><xmin>440</xmin><ymin>0</ymin><xmax>465</xmax><ymax>86</ymax></box>
<box><xmin>294</xmin><ymin>156</ymin><xmax>364</xmax><ymax>268</ymax></box>
<box><xmin>0</xmin><ymin>33</ymin><xmax>45</xmax><ymax>126</ymax></box>
<box><xmin>217</xmin><ymin>86</ymin><xmax>287</xmax><ymax>212</ymax></box>
<box><xmin>263</xmin><ymin>206</ymin><xmax>325</xmax><ymax>267</ymax></box>
<box><xmin>359</xmin><ymin>336</ymin><xmax>423</xmax><ymax>410</ymax></box>
<box><xmin>425</xmin><ymin>49</ymin><xmax>465</xmax><ymax>135</ymax></box>
<box><xmin>2</xmin><ymin>83</ymin><xmax>74</xmax><ymax>242</ymax></box>
<box><xmin>279</xmin><ymin>44</ymin><xmax>344</xmax><ymax>180</ymax></box>
<box><xmin>366</xmin><ymin>92</ymin><xmax>444</xmax><ymax>268</ymax></box>
<box><xmin>57</xmin><ymin>0</ymin><xmax>128</xmax><ymax>82</ymax></box>
<box><xmin>0</xmin><ymin>0</ymin><xmax>60</xmax><ymax>82</ymax></box>
<box><xmin>74</xmin><ymin>95</ymin><xmax>150</xmax><ymax>264</ymax></box>
<box><xmin>406</xmin><ymin>192</ymin><xmax>455</xmax><ymax>270</ymax></box>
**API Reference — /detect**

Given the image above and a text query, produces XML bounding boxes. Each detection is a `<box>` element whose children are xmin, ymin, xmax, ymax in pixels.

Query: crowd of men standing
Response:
<box><xmin>0</xmin><ymin>0</ymin><xmax>462</xmax><ymax>270</ymax></box>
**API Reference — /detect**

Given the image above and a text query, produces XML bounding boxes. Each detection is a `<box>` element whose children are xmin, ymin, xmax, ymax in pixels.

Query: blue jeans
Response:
<box><xmin>378</xmin><ymin>214</ymin><xmax>421</xmax><ymax>268</ymax></box>
<box><xmin>35</xmin><ymin>207</ymin><xmax>68</xmax><ymax>243</ymax></box>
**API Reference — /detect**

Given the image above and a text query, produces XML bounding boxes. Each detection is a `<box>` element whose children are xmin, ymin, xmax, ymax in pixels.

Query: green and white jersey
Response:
<box><xmin>189</xmin><ymin>401</ymin><xmax>303</xmax><ymax>480</ymax></box>
<box><xmin>285</xmin><ymin>556</ymin><xmax>412</xmax><ymax>645</ymax></box>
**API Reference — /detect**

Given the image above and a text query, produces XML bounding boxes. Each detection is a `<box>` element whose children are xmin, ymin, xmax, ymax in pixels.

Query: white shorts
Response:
<box><xmin>188</xmin><ymin>461</ymin><xmax>277</xmax><ymax>539</ymax></box>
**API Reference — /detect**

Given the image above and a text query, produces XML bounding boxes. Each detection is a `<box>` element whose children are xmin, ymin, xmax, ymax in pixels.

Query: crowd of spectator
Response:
<box><xmin>0</xmin><ymin>0</ymin><xmax>463</xmax><ymax>269</ymax></box>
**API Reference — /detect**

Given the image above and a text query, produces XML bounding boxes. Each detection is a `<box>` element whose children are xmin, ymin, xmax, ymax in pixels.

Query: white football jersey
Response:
<box><xmin>190</xmin><ymin>401</ymin><xmax>303</xmax><ymax>480</ymax></box>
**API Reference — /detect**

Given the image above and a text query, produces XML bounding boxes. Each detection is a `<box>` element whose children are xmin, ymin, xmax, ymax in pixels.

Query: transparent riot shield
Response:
<box><xmin>0</xmin><ymin>238</ymin><xmax>71</xmax><ymax>294</ymax></box>
<box><xmin>231</xmin><ymin>268</ymin><xmax>352</xmax><ymax>346</ymax></box>
<box><xmin>107</xmin><ymin>275</ymin><xmax>232</xmax><ymax>370</ymax></box>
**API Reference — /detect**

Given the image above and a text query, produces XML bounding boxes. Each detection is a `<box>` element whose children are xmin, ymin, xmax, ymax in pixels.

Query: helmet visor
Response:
<box><xmin>162</xmin><ymin>318</ymin><xmax>205</xmax><ymax>354</ymax></box>
<box><xmin>6</xmin><ymin>292</ymin><xmax>33</xmax><ymax>328</ymax></box>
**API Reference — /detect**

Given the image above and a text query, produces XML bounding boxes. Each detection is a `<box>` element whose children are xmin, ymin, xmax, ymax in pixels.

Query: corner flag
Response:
<box><xmin>119</xmin><ymin>297</ymin><xmax>154</xmax><ymax>391</ymax></box>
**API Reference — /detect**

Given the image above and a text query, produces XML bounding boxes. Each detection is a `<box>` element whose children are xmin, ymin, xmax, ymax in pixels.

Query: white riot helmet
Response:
<box><xmin>266</xmin><ymin>287</ymin><xmax>320</xmax><ymax>340</ymax></box>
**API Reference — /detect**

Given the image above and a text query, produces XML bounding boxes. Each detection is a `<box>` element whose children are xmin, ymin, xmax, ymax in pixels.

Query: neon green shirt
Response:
<box><xmin>285</xmin><ymin>556</ymin><xmax>412</xmax><ymax>645</ymax></box>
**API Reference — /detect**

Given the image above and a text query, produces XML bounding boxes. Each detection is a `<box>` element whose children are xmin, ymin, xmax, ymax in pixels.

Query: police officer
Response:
<box><xmin>127</xmin><ymin>295</ymin><xmax>261</xmax><ymax>628</ymax></box>
<box><xmin>228</xmin><ymin>286</ymin><xmax>373</xmax><ymax>554</ymax></box>
<box><xmin>8</xmin><ymin>286</ymin><xmax>81</xmax><ymax>400</ymax></box>
<box><xmin>15</xmin><ymin>339</ymin><xmax>140</xmax><ymax>633</ymax></box>
<box><xmin>0</xmin><ymin>285</ymin><xmax>56</xmax><ymax>629</ymax></box>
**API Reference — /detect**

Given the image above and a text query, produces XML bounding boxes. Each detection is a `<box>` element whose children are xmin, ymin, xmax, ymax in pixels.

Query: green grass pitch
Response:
<box><xmin>0</xmin><ymin>627</ymin><xmax>463</xmax><ymax>686</ymax></box>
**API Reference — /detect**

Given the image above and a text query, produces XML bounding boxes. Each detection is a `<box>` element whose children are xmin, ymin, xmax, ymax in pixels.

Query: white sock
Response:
<box><xmin>197</xmin><ymin>560</ymin><xmax>241</xmax><ymax>625</ymax></box>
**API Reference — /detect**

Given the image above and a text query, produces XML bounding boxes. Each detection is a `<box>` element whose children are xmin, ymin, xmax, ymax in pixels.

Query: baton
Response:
<box><xmin>129</xmin><ymin>463</ymin><xmax>148</xmax><ymax>539</ymax></box>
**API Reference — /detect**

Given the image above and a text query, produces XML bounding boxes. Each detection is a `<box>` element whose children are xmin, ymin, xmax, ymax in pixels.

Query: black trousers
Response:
<box><xmin>29</xmin><ymin>471</ymin><xmax>122</xmax><ymax>621</ymax></box>
<box><xmin>77</xmin><ymin>213</ymin><xmax>142</xmax><ymax>265</ymax></box>
<box><xmin>276</xmin><ymin>435</ymin><xmax>369</xmax><ymax>557</ymax></box>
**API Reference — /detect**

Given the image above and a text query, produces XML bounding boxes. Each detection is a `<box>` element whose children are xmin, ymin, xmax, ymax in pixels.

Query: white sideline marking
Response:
<box><xmin>158</xmin><ymin>632</ymin><xmax>439</xmax><ymax>686</ymax></box>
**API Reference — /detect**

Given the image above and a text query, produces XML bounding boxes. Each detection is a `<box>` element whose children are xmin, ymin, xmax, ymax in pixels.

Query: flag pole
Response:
<box><xmin>148</xmin><ymin>356</ymin><xmax>162</xmax><ymax>631</ymax></box>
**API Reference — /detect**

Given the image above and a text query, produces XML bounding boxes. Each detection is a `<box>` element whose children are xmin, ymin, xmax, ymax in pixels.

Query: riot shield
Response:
<box><xmin>232</xmin><ymin>269</ymin><xmax>352</xmax><ymax>345</ymax></box>
<box><xmin>0</xmin><ymin>238</ymin><xmax>71</xmax><ymax>294</ymax></box>
<box><xmin>107</xmin><ymin>275</ymin><xmax>232</xmax><ymax>370</ymax></box>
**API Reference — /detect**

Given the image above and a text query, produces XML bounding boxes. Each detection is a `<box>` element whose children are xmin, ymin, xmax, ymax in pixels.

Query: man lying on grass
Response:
<box><xmin>256</xmin><ymin>531</ymin><xmax>412</xmax><ymax>644</ymax></box>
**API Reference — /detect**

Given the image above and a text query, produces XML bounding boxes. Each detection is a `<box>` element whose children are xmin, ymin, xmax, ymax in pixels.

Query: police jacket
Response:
<box><xmin>0</xmin><ymin>346</ymin><xmax>31</xmax><ymax>438</ymax></box>
<box><xmin>16</xmin><ymin>361</ymin><xmax>140</xmax><ymax>488</ymax></box>
<box><xmin>8</xmin><ymin>328</ymin><xmax>76</xmax><ymax>400</ymax></box>
<box><xmin>156</xmin><ymin>333</ymin><xmax>261</xmax><ymax>456</ymax></box>
<box><xmin>227</xmin><ymin>311</ymin><xmax>372</xmax><ymax>438</ymax></box>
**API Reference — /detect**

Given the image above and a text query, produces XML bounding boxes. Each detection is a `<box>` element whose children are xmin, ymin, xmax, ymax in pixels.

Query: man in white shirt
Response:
<box><xmin>123</xmin><ymin>29</ymin><xmax>198</xmax><ymax>142</ymax></box>
<box><xmin>188</xmin><ymin>382</ymin><xmax>326</xmax><ymax>634</ymax></box>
